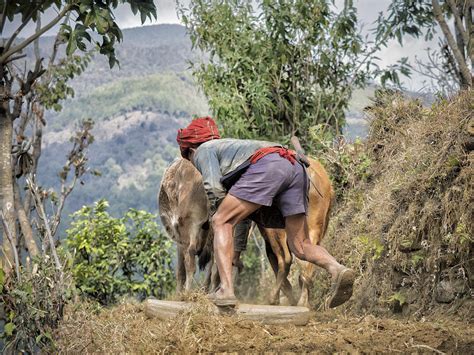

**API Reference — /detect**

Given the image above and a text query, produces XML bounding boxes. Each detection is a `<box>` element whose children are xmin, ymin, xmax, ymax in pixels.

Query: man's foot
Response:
<box><xmin>327</xmin><ymin>268</ymin><xmax>355</xmax><ymax>308</ymax></box>
<box><xmin>207</xmin><ymin>288</ymin><xmax>238</xmax><ymax>307</ymax></box>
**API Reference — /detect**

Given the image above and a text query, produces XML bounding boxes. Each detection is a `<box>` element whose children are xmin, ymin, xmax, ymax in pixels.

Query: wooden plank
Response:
<box><xmin>144</xmin><ymin>299</ymin><xmax>310</xmax><ymax>326</ymax></box>
<box><xmin>237</xmin><ymin>303</ymin><xmax>310</xmax><ymax>325</ymax></box>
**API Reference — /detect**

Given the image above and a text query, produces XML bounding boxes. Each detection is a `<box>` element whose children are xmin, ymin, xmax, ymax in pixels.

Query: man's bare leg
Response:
<box><xmin>285</xmin><ymin>214</ymin><xmax>343</xmax><ymax>277</ymax></box>
<box><xmin>285</xmin><ymin>214</ymin><xmax>354</xmax><ymax>307</ymax></box>
<box><xmin>211</xmin><ymin>194</ymin><xmax>261</xmax><ymax>302</ymax></box>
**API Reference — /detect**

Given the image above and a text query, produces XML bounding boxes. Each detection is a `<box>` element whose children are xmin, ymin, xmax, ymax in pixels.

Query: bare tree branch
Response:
<box><xmin>51</xmin><ymin>174</ymin><xmax>78</xmax><ymax>237</ymax></box>
<box><xmin>5</xmin><ymin>63</ymin><xmax>25</xmax><ymax>121</ymax></box>
<box><xmin>14</xmin><ymin>181</ymin><xmax>39</xmax><ymax>257</ymax></box>
<box><xmin>0</xmin><ymin>4</ymin><xmax>71</xmax><ymax>65</ymax></box>
<box><xmin>0</xmin><ymin>210</ymin><xmax>20</xmax><ymax>281</ymax></box>
<box><xmin>3</xmin><ymin>54</ymin><xmax>27</xmax><ymax>64</ymax></box>
<box><xmin>48</xmin><ymin>14</ymin><xmax>71</xmax><ymax>68</ymax></box>
<box><xmin>447</xmin><ymin>0</ymin><xmax>469</xmax><ymax>50</ymax></box>
<box><xmin>464</xmin><ymin>0</ymin><xmax>474</xmax><ymax>67</ymax></box>
<box><xmin>432</xmin><ymin>0</ymin><xmax>472</xmax><ymax>87</ymax></box>
<box><xmin>34</xmin><ymin>14</ymin><xmax>42</xmax><ymax>62</ymax></box>
<box><xmin>0</xmin><ymin>0</ymin><xmax>8</xmax><ymax>35</ymax></box>
<box><xmin>4</xmin><ymin>4</ymin><xmax>41</xmax><ymax>53</ymax></box>
<box><xmin>410</xmin><ymin>49</ymin><xmax>459</xmax><ymax>96</ymax></box>
<box><xmin>26</xmin><ymin>177</ymin><xmax>62</xmax><ymax>273</ymax></box>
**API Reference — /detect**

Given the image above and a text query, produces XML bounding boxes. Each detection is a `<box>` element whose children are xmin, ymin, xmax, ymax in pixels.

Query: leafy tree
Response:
<box><xmin>375</xmin><ymin>0</ymin><xmax>473</xmax><ymax>92</ymax></box>
<box><xmin>0</xmin><ymin>0</ymin><xmax>156</xmax><ymax>274</ymax></box>
<box><xmin>179</xmin><ymin>0</ymin><xmax>373</xmax><ymax>150</ymax></box>
<box><xmin>66</xmin><ymin>200</ymin><xmax>175</xmax><ymax>304</ymax></box>
<box><xmin>0</xmin><ymin>1</ymin><xmax>157</xmax><ymax>351</ymax></box>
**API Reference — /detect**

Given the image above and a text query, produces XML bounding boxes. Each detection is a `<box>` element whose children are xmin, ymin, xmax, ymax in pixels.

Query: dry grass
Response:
<box><xmin>54</xmin><ymin>295</ymin><xmax>474</xmax><ymax>353</ymax></box>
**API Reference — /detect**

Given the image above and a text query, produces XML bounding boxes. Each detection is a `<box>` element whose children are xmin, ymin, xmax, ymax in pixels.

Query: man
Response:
<box><xmin>177</xmin><ymin>116</ymin><xmax>355</xmax><ymax>307</ymax></box>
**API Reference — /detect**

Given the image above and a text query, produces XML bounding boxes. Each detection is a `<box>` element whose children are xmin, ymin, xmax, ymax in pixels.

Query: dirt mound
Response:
<box><xmin>54</xmin><ymin>298</ymin><xmax>473</xmax><ymax>353</ymax></box>
<box><xmin>313</xmin><ymin>90</ymin><xmax>473</xmax><ymax>318</ymax></box>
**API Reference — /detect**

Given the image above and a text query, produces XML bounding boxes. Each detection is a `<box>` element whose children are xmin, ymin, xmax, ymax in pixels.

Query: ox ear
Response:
<box><xmin>188</xmin><ymin>147</ymin><xmax>198</xmax><ymax>162</ymax></box>
<box><xmin>201</xmin><ymin>220</ymin><xmax>210</xmax><ymax>230</ymax></box>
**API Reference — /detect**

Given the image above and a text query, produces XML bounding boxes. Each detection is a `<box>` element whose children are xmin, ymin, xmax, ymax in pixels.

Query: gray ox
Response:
<box><xmin>158</xmin><ymin>158</ymin><xmax>213</xmax><ymax>292</ymax></box>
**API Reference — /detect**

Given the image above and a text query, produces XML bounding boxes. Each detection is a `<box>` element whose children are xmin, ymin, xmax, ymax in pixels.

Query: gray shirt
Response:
<box><xmin>192</xmin><ymin>138</ymin><xmax>280</xmax><ymax>209</ymax></box>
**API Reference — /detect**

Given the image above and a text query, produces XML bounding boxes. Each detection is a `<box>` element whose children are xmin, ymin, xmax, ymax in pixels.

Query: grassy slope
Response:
<box><xmin>48</xmin><ymin>72</ymin><xmax>208</xmax><ymax>130</ymax></box>
<box><xmin>316</xmin><ymin>91</ymin><xmax>473</xmax><ymax>318</ymax></box>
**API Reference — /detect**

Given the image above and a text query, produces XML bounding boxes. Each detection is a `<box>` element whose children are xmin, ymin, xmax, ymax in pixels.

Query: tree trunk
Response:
<box><xmin>432</xmin><ymin>0</ymin><xmax>473</xmax><ymax>87</ymax></box>
<box><xmin>14</xmin><ymin>181</ymin><xmax>38</xmax><ymax>257</ymax></box>
<box><xmin>24</xmin><ymin>104</ymin><xmax>44</xmax><ymax>218</ymax></box>
<box><xmin>0</xmin><ymin>79</ymin><xmax>17</xmax><ymax>274</ymax></box>
<box><xmin>464</xmin><ymin>0</ymin><xmax>474</xmax><ymax>69</ymax></box>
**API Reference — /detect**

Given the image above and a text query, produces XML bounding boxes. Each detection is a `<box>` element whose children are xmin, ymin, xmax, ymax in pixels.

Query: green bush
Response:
<box><xmin>66</xmin><ymin>200</ymin><xmax>175</xmax><ymax>304</ymax></box>
<box><xmin>0</xmin><ymin>257</ymin><xmax>70</xmax><ymax>353</ymax></box>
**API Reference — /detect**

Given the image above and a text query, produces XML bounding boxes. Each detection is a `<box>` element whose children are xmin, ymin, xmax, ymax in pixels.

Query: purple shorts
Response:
<box><xmin>229</xmin><ymin>153</ymin><xmax>308</xmax><ymax>223</ymax></box>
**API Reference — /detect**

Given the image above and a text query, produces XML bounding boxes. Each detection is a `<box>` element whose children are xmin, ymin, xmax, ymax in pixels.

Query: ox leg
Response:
<box><xmin>298</xmin><ymin>263</ymin><xmax>315</xmax><ymax>307</ymax></box>
<box><xmin>176</xmin><ymin>246</ymin><xmax>186</xmax><ymax>294</ymax></box>
<box><xmin>274</xmin><ymin>248</ymin><xmax>297</xmax><ymax>306</ymax></box>
<box><xmin>184</xmin><ymin>246</ymin><xmax>196</xmax><ymax>291</ymax></box>
<box><xmin>281</xmin><ymin>241</ymin><xmax>297</xmax><ymax>306</ymax></box>
<box><xmin>210</xmin><ymin>262</ymin><xmax>220</xmax><ymax>292</ymax></box>
<box><xmin>261</xmin><ymin>228</ymin><xmax>296</xmax><ymax>306</ymax></box>
<box><xmin>264</xmin><ymin>239</ymin><xmax>281</xmax><ymax>305</ymax></box>
<box><xmin>203</xmin><ymin>258</ymin><xmax>212</xmax><ymax>292</ymax></box>
<box><xmin>268</xmin><ymin>245</ymin><xmax>296</xmax><ymax>306</ymax></box>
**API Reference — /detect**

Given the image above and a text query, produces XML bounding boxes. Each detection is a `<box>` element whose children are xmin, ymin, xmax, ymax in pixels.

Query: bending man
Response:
<box><xmin>177</xmin><ymin>117</ymin><xmax>355</xmax><ymax>307</ymax></box>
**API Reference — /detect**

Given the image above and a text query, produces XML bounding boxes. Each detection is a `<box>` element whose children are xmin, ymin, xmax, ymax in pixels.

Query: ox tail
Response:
<box><xmin>198</xmin><ymin>247</ymin><xmax>212</xmax><ymax>271</ymax></box>
<box><xmin>198</xmin><ymin>227</ymin><xmax>213</xmax><ymax>271</ymax></box>
<box><xmin>321</xmin><ymin>188</ymin><xmax>335</xmax><ymax>240</ymax></box>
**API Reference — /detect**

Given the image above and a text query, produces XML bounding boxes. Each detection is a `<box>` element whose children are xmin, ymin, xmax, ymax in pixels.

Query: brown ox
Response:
<box><xmin>158</xmin><ymin>159</ymin><xmax>212</xmax><ymax>292</ymax></box>
<box><xmin>259</xmin><ymin>157</ymin><xmax>334</xmax><ymax>306</ymax></box>
<box><xmin>159</xmin><ymin>157</ymin><xmax>333</xmax><ymax>307</ymax></box>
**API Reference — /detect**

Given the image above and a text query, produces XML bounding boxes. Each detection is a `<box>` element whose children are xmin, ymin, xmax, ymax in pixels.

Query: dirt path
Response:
<box><xmin>56</xmin><ymin>302</ymin><xmax>473</xmax><ymax>353</ymax></box>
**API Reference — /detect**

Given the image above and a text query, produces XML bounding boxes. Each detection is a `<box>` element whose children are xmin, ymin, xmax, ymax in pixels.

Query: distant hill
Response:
<box><xmin>46</xmin><ymin>72</ymin><xmax>208</xmax><ymax>132</ymax></box>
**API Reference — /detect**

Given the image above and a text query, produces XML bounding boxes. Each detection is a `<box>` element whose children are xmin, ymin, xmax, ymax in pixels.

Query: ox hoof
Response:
<box><xmin>297</xmin><ymin>291</ymin><xmax>309</xmax><ymax>308</ymax></box>
<box><xmin>297</xmin><ymin>300</ymin><xmax>310</xmax><ymax>308</ymax></box>
<box><xmin>269</xmin><ymin>297</ymin><xmax>280</xmax><ymax>306</ymax></box>
<box><xmin>297</xmin><ymin>301</ymin><xmax>309</xmax><ymax>308</ymax></box>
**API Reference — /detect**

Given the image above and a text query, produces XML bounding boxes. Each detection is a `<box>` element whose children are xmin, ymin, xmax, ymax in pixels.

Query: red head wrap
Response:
<box><xmin>176</xmin><ymin>116</ymin><xmax>220</xmax><ymax>157</ymax></box>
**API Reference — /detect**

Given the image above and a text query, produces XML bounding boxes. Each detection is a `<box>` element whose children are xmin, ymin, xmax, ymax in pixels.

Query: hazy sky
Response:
<box><xmin>2</xmin><ymin>0</ymin><xmax>439</xmax><ymax>91</ymax></box>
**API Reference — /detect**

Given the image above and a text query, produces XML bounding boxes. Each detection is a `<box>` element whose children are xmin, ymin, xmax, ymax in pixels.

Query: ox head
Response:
<box><xmin>158</xmin><ymin>159</ymin><xmax>213</xmax><ymax>269</ymax></box>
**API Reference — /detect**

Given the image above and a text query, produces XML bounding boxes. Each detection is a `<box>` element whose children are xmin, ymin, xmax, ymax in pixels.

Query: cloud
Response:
<box><xmin>114</xmin><ymin>0</ymin><xmax>182</xmax><ymax>28</ymax></box>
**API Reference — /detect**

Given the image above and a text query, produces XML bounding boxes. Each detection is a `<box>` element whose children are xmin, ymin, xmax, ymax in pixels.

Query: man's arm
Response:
<box><xmin>193</xmin><ymin>147</ymin><xmax>227</xmax><ymax>214</ymax></box>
